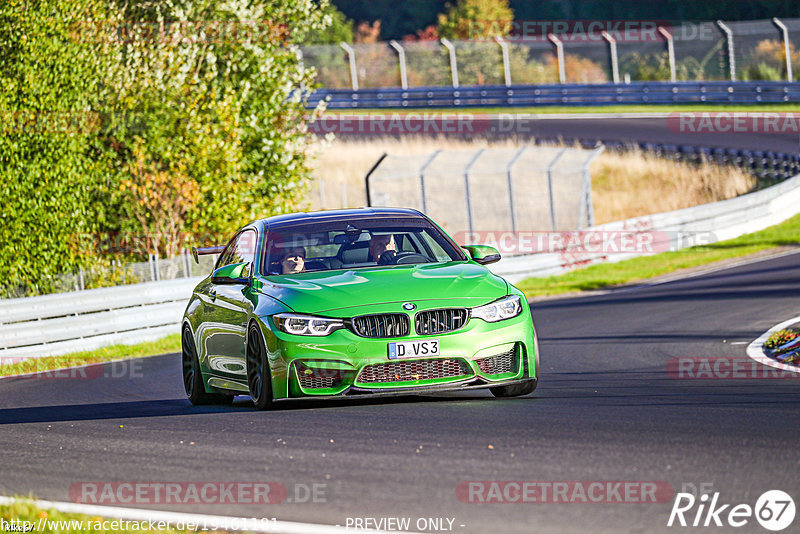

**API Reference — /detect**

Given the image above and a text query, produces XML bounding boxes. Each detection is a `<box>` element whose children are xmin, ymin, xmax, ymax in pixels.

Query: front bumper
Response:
<box><xmin>262</xmin><ymin>311</ymin><xmax>537</xmax><ymax>399</ymax></box>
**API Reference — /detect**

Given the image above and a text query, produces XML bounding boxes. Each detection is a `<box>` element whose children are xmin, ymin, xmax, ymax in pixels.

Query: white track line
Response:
<box><xmin>746</xmin><ymin>316</ymin><xmax>800</xmax><ymax>374</ymax></box>
<box><xmin>0</xmin><ymin>496</ymin><xmax>405</xmax><ymax>534</ymax></box>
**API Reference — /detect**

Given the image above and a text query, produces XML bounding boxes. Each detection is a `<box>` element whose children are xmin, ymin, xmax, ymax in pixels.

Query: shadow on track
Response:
<box><xmin>0</xmin><ymin>392</ymin><xmax>520</xmax><ymax>424</ymax></box>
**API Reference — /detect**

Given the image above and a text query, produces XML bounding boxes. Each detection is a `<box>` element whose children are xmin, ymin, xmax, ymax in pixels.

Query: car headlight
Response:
<box><xmin>471</xmin><ymin>295</ymin><xmax>523</xmax><ymax>323</ymax></box>
<box><xmin>273</xmin><ymin>313</ymin><xmax>344</xmax><ymax>336</ymax></box>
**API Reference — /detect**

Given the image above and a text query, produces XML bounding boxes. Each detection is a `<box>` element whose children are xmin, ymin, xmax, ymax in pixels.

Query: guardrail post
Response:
<box><xmin>389</xmin><ymin>40</ymin><xmax>408</xmax><ymax>89</ymax></box>
<box><xmin>418</xmin><ymin>150</ymin><xmax>442</xmax><ymax>213</ymax></box>
<box><xmin>340</xmin><ymin>42</ymin><xmax>359</xmax><ymax>91</ymax></box>
<box><xmin>506</xmin><ymin>147</ymin><xmax>527</xmax><ymax>232</ymax></box>
<box><xmin>183</xmin><ymin>252</ymin><xmax>192</xmax><ymax>278</ymax></box>
<box><xmin>579</xmin><ymin>146</ymin><xmax>605</xmax><ymax>228</ymax></box>
<box><xmin>548</xmin><ymin>33</ymin><xmax>566</xmax><ymax>83</ymax></box>
<box><xmin>658</xmin><ymin>26</ymin><xmax>677</xmax><ymax>82</ymax></box>
<box><xmin>494</xmin><ymin>36</ymin><xmax>512</xmax><ymax>86</ymax></box>
<box><xmin>773</xmin><ymin>18</ymin><xmax>794</xmax><ymax>82</ymax></box>
<box><xmin>546</xmin><ymin>148</ymin><xmax>568</xmax><ymax>230</ymax></box>
<box><xmin>716</xmin><ymin>21</ymin><xmax>736</xmax><ymax>82</ymax></box>
<box><xmin>463</xmin><ymin>149</ymin><xmax>485</xmax><ymax>235</ymax></box>
<box><xmin>601</xmin><ymin>31</ymin><xmax>619</xmax><ymax>84</ymax></box>
<box><xmin>440</xmin><ymin>38</ymin><xmax>459</xmax><ymax>89</ymax></box>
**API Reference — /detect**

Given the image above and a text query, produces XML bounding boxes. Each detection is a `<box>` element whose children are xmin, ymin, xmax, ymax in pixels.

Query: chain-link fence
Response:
<box><xmin>301</xmin><ymin>18</ymin><xmax>800</xmax><ymax>89</ymax></box>
<box><xmin>365</xmin><ymin>146</ymin><xmax>604</xmax><ymax>241</ymax></box>
<box><xmin>1</xmin><ymin>253</ymin><xmax>219</xmax><ymax>299</ymax></box>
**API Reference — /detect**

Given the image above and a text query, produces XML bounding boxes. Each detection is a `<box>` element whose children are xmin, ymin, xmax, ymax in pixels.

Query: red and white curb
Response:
<box><xmin>0</xmin><ymin>496</ymin><xmax>406</xmax><ymax>534</ymax></box>
<box><xmin>746</xmin><ymin>315</ymin><xmax>800</xmax><ymax>374</ymax></box>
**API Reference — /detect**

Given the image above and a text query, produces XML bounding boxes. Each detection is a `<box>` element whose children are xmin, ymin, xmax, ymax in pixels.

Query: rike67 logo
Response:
<box><xmin>668</xmin><ymin>490</ymin><xmax>795</xmax><ymax>531</ymax></box>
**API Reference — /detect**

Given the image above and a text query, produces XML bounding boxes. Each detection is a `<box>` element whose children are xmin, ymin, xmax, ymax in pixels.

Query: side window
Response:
<box><xmin>216</xmin><ymin>230</ymin><xmax>257</xmax><ymax>277</ymax></box>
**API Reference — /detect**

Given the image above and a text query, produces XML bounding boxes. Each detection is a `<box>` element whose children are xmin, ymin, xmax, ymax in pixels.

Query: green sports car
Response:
<box><xmin>182</xmin><ymin>208</ymin><xmax>539</xmax><ymax>409</ymax></box>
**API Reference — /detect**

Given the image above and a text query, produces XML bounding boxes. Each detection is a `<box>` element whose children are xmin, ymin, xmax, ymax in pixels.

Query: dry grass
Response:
<box><xmin>306</xmin><ymin>138</ymin><xmax>755</xmax><ymax>224</ymax></box>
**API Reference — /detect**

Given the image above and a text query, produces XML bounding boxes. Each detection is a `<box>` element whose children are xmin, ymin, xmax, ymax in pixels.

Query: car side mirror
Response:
<box><xmin>462</xmin><ymin>245</ymin><xmax>501</xmax><ymax>265</ymax></box>
<box><xmin>211</xmin><ymin>262</ymin><xmax>251</xmax><ymax>285</ymax></box>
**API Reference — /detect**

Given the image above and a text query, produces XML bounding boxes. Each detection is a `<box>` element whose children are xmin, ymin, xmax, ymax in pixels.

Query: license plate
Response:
<box><xmin>387</xmin><ymin>339</ymin><xmax>440</xmax><ymax>359</ymax></box>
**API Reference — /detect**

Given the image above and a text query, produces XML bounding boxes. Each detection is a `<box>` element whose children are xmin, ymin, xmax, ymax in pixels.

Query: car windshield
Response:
<box><xmin>262</xmin><ymin>220</ymin><xmax>465</xmax><ymax>275</ymax></box>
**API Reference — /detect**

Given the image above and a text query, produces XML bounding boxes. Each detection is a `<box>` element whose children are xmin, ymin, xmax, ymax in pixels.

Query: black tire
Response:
<box><xmin>490</xmin><ymin>378</ymin><xmax>538</xmax><ymax>398</ymax></box>
<box><xmin>247</xmin><ymin>324</ymin><xmax>273</xmax><ymax>410</ymax></box>
<box><xmin>182</xmin><ymin>326</ymin><xmax>234</xmax><ymax>405</ymax></box>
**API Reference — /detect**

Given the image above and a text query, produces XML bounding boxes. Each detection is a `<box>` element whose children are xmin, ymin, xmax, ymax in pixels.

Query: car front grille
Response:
<box><xmin>476</xmin><ymin>346</ymin><xmax>518</xmax><ymax>375</ymax></box>
<box><xmin>350</xmin><ymin>313</ymin><xmax>409</xmax><ymax>338</ymax></box>
<box><xmin>295</xmin><ymin>363</ymin><xmax>345</xmax><ymax>390</ymax></box>
<box><xmin>357</xmin><ymin>358</ymin><xmax>472</xmax><ymax>384</ymax></box>
<box><xmin>414</xmin><ymin>308</ymin><xmax>469</xmax><ymax>335</ymax></box>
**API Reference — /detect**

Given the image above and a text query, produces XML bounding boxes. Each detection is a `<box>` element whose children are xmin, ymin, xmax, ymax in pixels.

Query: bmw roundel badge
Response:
<box><xmin>402</xmin><ymin>302</ymin><xmax>416</xmax><ymax>311</ymax></box>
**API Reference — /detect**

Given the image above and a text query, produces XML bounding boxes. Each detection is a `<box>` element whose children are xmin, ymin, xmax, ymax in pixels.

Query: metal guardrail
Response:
<box><xmin>309</xmin><ymin>81</ymin><xmax>800</xmax><ymax>109</ymax></box>
<box><xmin>0</xmin><ymin>278</ymin><xmax>201</xmax><ymax>360</ymax></box>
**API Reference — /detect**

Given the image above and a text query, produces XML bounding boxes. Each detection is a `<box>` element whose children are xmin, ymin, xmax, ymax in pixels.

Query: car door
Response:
<box><xmin>201</xmin><ymin>229</ymin><xmax>258</xmax><ymax>383</ymax></box>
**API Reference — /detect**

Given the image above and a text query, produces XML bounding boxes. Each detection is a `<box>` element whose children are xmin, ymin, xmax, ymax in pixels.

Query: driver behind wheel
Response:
<box><xmin>367</xmin><ymin>234</ymin><xmax>397</xmax><ymax>264</ymax></box>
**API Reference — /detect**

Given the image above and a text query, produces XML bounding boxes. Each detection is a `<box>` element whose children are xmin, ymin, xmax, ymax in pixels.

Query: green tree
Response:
<box><xmin>437</xmin><ymin>0</ymin><xmax>513</xmax><ymax>40</ymax></box>
<box><xmin>0</xmin><ymin>0</ymin><xmax>331</xmax><ymax>295</ymax></box>
<box><xmin>0</xmin><ymin>0</ymin><xmax>120</xmax><ymax>294</ymax></box>
<box><xmin>302</xmin><ymin>2</ymin><xmax>355</xmax><ymax>44</ymax></box>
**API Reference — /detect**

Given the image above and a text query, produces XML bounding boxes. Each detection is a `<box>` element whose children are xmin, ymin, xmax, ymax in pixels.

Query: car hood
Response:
<box><xmin>259</xmin><ymin>261</ymin><xmax>508</xmax><ymax>314</ymax></box>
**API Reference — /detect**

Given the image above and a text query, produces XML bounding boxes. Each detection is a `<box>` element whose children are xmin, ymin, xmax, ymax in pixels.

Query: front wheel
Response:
<box><xmin>490</xmin><ymin>379</ymin><xmax>538</xmax><ymax>398</ymax></box>
<box><xmin>182</xmin><ymin>327</ymin><xmax>234</xmax><ymax>405</ymax></box>
<box><xmin>247</xmin><ymin>324</ymin><xmax>273</xmax><ymax>410</ymax></box>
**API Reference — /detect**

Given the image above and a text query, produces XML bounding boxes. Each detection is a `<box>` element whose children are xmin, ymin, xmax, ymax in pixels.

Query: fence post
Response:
<box><xmin>78</xmin><ymin>269</ymin><xmax>85</xmax><ymax>291</ymax></box>
<box><xmin>773</xmin><ymin>18</ymin><xmax>794</xmax><ymax>82</ymax></box>
<box><xmin>364</xmin><ymin>153</ymin><xmax>388</xmax><ymax>206</ymax></box>
<box><xmin>658</xmin><ymin>26</ymin><xmax>677</xmax><ymax>82</ymax></box>
<box><xmin>340</xmin><ymin>42</ymin><xmax>359</xmax><ymax>91</ymax></box>
<box><xmin>505</xmin><ymin>147</ymin><xmax>527</xmax><ymax>232</ymax></box>
<box><xmin>418</xmin><ymin>150</ymin><xmax>442</xmax><ymax>214</ymax></box>
<box><xmin>716</xmin><ymin>21</ymin><xmax>736</xmax><ymax>82</ymax></box>
<box><xmin>463</xmin><ymin>149</ymin><xmax>485</xmax><ymax>235</ymax></box>
<box><xmin>494</xmin><ymin>36</ymin><xmax>512</xmax><ymax>86</ymax></box>
<box><xmin>579</xmin><ymin>145</ymin><xmax>605</xmax><ymax>228</ymax></box>
<box><xmin>601</xmin><ymin>31</ymin><xmax>619</xmax><ymax>83</ymax></box>
<box><xmin>440</xmin><ymin>38</ymin><xmax>459</xmax><ymax>89</ymax></box>
<box><xmin>389</xmin><ymin>40</ymin><xmax>408</xmax><ymax>89</ymax></box>
<box><xmin>546</xmin><ymin>148</ymin><xmax>568</xmax><ymax>230</ymax></box>
<box><xmin>548</xmin><ymin>33</ymin><xmax>566</xmax><ymax>83</ymax></box>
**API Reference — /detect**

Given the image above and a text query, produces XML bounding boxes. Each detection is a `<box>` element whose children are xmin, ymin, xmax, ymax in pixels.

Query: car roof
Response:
<box><xmin>254</xmin><ymin>208</ymin><xmax>427</xmax><ymax>231</ymax></box>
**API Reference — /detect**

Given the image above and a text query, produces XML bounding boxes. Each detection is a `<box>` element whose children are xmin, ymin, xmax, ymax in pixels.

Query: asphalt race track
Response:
<box><xmin>1</xmin><ymin>251</ymin><xmax>799</xmax><ymax>533</ymax></box>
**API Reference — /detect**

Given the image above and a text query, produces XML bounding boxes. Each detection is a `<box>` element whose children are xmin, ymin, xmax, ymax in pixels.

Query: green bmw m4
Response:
<box><xmin>182</xmin><ymin>208</ymin><xmax>539</xmax><ymax>409</ymax></box>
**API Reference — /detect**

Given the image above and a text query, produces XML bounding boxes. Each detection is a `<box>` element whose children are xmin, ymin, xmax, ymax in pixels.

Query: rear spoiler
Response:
<box><xmin>191</xmin><ymin>245</ymin><xmax>225</xmax><ymax>264</ymax></box>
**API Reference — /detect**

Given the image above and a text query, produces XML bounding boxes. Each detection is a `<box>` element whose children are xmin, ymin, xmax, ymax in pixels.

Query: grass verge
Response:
<box><xmin>0</xmin><ymin>334</ymin><xmax>180</xmax><ymax>378</ymax></box>
<box><xmin>323</xmin><ymin>103</ymin><xmax>800</xmax><ymax>115</ymax></box>
<box><xmin>0</xmin><ymin>498</ymin><xmax>197</xmax><ymax>533</ymax></box>
<box><xmin>517</xmin><ymin>213</ymin><xmax>800</xmax><ymax>298</ymax></box>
